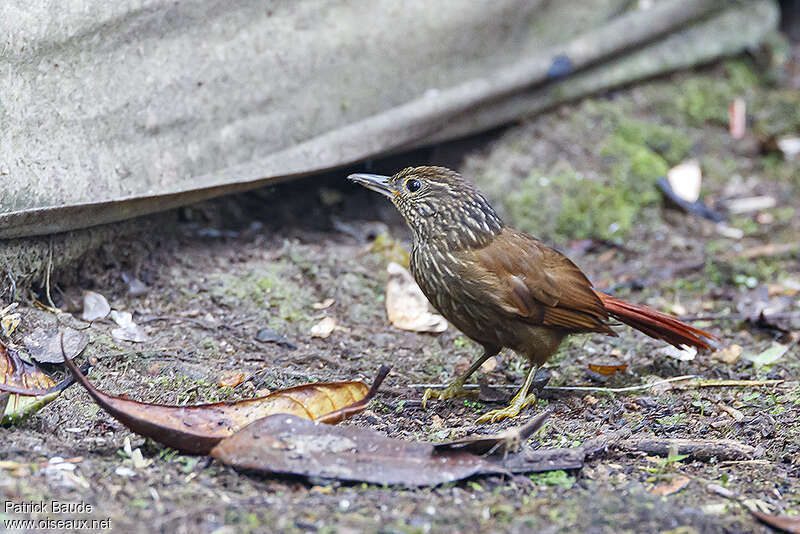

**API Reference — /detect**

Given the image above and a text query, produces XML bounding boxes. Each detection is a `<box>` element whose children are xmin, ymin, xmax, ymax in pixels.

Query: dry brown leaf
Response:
<box><xmin>218</xmin><ymin>371</ymin><xmax>246</xmax><ymax>388</ymax></box>
<box><xmin>0</xmin><ymin>303</ymin><xmax>21</xmax><ymax>337</ymax></box>
<box><xmin>0</xmin><ymin>340</ymin><xmax>79</xmax><ymax>424</ymax></box>
<box><xmin>711</xmin><ymin>344</ymin><xmax>742</xmax><ymax>365</ymax></box>
<box><xmin>751</xmin><ymin>510</ymin><xmax>800</xmax><ymax>534</ymax></box>
<box><xmin>312</xmin><ymin>298</ymin><xmax>335</xmax><ymax>310</ymax></box>
<box><xmin>311</xmin><ymin>316</ymin><xmax>341</xmax><ymax>338</ymax></box>
<box><xmin>385</xmin><ymin>262</ymin><xmax>447</xmax><ymax>333</ymax></box>
<box><xmin>588</xmin><ymin>363</ymin><xmax>628</xmax><ymax>376</ymax></box>
<box><xmin>1</xmin><ymin>342</ymin><xmax>56</xmax><ymax>392</ymax></box>
<box><xmin>211</xmin><ymin>414</ymin><xmax>506</xmax><ymax>486</ymax></box>
<box><xmin>23</xmin><ymin>326</ymin><xmax>89</xmax><ymax>364</ymax></box>
<box><xmin>211</xmin><ymin>410</ymin><xmax>615</xmax><ymax>485</ymax></box>
<box><xmin>650</xmin><ymin>475</ymin><xmax>691</xmax><ymax>496</ymax></box>
<box><xmin>434</xmin><ymin>411</ymin><xmax>549</xmax><ymax>456</ymax></box>
<box><xmin>480</xmin><ymin>356</ymin><xmax>498</xmax><ymax>373</ymax></box>
<box><xmin>63</xmin><ymin>355</ymin><xmax>389</xmax><ymax>454</ymax></box>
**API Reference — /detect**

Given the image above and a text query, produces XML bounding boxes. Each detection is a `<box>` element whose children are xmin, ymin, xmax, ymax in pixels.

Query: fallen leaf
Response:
<box><xmin>750</xmin><ymin>510</ymin><xmax>800</xmax><ymax>534</ymax></box>
<box><xmin>254</xmin><ymin>328</ymin><xmax>296</xmax><ymax>349</ymax></box>
<box><xmin>23</xmin><ymin>327</ymin><xmax>89</xmax><ymax>364</ymax></box>
<box><xmin>480</xmin><ymin>356</ymin><xmax>498</xmax><ymax>373</ymax></box>
<box><xmin>312</xmin><ymin>298</ymin><xmax>335</xmax><ymax>311</ymax></box>
<box><xmin>588</xmin><ymin>363</ymin><xmax>628</xmax><ymax>376</ymax></box>
<box><xmin>109</xmin><ymin>310</ymin><xmax>148</xmax><ymax>343</ymax></box>
<box><xmin>717</xmin><ymin>404</ymin><xmax>744</xmax><ymax>422</ymax></box>
<box><xmin>311</xmin><ymin>317</ymin><xmax>338</xmax><ymax>338</ymax></box>
<box><xmin>1</xmin><ymin>342</ymin><xmax>56</xmax><ymax>392</ymax></box>
<box><xmin>218</xmin><ymin>371</ymin><xmax>246</xmax><ymax>388</ymax></box>
<box><xmin>434</xmin><ymin>411</ymin><xmax>549</xmax><ymax>456</ymax></box>
<box><xmin>477</xmin><ymin>379</ymin><xmax>510</xmax><ymax>403</ymax></box>
<box><xmin>210</xmin><ymin>414</ymin><xmax>506</xmax><ymax>486</ymax></box>
<box><xmin>650</xmin><ymin>475</ymin><xmax>691</xmax><ymax>496</ymax></box>
<box><xmin>776</xmin><ymin>135</ymin><xmax>800</xmax><ymax>161</ymax></box>
<box><xmin>667</xmin><ymin>160</ymin><xmax>702</xmax><ymax>203</ymax></box>
<box><xmin>122</xmin><ymin>272</ymin><xmax>149</xmax><ymax>297</ymax></box>
<box><xmin>385</xmin><ymin>262</ymin><xmax>447</xmax><ymax>333</ymax></box>
<box><xmin>659</xmin><ymin>345</ymin><xmax>697</xmax><ymax>362</ymax></box>
<box><xmin>744</xmin><ymin>343</ymin><xmax>789</xmax><ymax>368</ymax></box>
<box><xmin>657</xmin><ymin>163</ymin><xmax>723</xmax><ymax>222</ymax></box>
<box><xmin>63</xmin><ymin>355</ymin><xmax>389</xmax><ymax>454</ymax></box>
<box><xmin>711</xmin><ymin>344</ymin><xmax>742</xmax><ymax>365</ymax></box>
<box><xmin>0</xmin><ymin>303</ymin><xmax>21</xmax><ymax>336</ymax></box>
<box><xmin>0</xmin><ymin>341</ymin><xmax>80</xmax><ymax>424</ymax></box>
<box><xmin>81</xmin><ymin>291</ymin><xmax>111</xmax><ymax>321</ymax></box>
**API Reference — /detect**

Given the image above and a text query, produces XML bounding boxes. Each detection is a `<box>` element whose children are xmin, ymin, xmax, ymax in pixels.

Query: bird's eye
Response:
<box><xmin>405</xmin><ymin>178</ymin><xmax>421</xmax><ymax>193</ymax></box>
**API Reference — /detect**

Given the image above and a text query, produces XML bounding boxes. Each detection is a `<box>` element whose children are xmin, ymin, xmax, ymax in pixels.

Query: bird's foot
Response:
<box><xmin>422</xmin><ymin>380</ymin><xmax>475</xmax><ymax>408</ymax></box>
<box><xmin>475</xmin><ymin>392</ymin><xmax>538</xmax><ymax>424</ymax></box>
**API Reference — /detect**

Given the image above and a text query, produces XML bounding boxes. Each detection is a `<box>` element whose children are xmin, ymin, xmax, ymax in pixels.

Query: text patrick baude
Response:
<box><xmin>4</xmin><ymin>500</ymin><xmax>93</xmax><ymax>514</ymax></box>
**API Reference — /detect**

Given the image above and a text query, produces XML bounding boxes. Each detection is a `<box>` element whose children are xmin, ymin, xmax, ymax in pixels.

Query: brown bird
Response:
<box><xmin>349</xmin><ymin>166</ymin><xmax>717</xmax><ymax>423</ymax></box>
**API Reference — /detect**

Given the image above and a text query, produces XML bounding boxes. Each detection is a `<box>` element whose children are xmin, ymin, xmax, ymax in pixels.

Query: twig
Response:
<box><xmin>409</xmin><ymin>375</ymin><xmax>698</xmax><ymax>393</ymax></box>
<box><xmin>541</xmin><ymin>375</ymin><xmax>697</xmax><ymax>392</ymax></box>
<box><xmin>695</xmin><ymin>379</ymin><xmax>784</xmax><ymax>388</ymax></box>
<box><xmin>617</xmin><ymin>437</ymin><xmax>760</xmax><ymax>461</ymax></box>
<box><xmin>411</xmin><ymin>375</ymin><xmax>791</xmax><ymax>394</ymax></box>
<box><xmin>678</xmin><ymin>310</ymin><xmax>800</xmax><ymax>322</ymax></box>
<box><xmin>45</xmin><ymin>238</ymin><xmax>58</xmax><ymax>310</ymax></box>
<box><xmin>4</xmin><ymin>265</ymin><xmax>15</xmax><ymax>302</ymax></box>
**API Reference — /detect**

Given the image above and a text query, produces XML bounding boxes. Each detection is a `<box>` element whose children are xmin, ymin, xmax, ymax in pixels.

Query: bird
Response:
<box><xmin>348</xmin><ymin>166</ymin><xmax>717</xmax><ymax>423</ymax></box>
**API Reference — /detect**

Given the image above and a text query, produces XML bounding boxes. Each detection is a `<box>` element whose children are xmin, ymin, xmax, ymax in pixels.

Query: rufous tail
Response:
<box><xmin>594</xmin><ymin>291</ymin><xmax>717</xmax><ymax>351</ymax></box>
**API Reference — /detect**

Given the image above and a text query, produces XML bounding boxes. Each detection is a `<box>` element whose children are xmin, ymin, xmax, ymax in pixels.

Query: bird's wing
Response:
<box><xmin>457</xmin><ymin>229</ymin><xmax>612</xmax><ymax>332</ymax></box>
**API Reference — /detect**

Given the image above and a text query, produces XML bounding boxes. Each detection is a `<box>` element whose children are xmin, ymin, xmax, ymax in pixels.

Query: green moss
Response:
<box><xmin>724</xmin><ymin>59</ymin><xmax>762</xmax><ymax>93</ymax></box>
<box><xmin>506</xmin><ymin>159</ymin><xmax>660</xmax><ymax>242</ymax></box>
<box><xmin>752</xmin><ymin>90</ymin><xmax>800</xmax><ymax>138</ymax></box>
<box><xmin>675</xmin><ymin>77</ymin><xmax>732</xmax><ymax>125</ymax></box>
<box><xmin>667</xmin><ymin>60</ymin><xmax>759</xmax><ymax>126</ymax></box>
<box><xmin>612</xmin><ymin>117</ymin><xmax>692</xmax><ymax>165</ymax></box>
<box><xmin>210</xmin><ymin>262</ymin><xmax>313</xmax><ymax>331</ymax></box>
<box><xmin>529</xmin><ymin>470</ymin><xmax>575</xmax><ymax>488</ymax></box>
<box><xmin>503</xmin><ymin>110</ymin><xmax>691</xmax><ymax>242</ymax></box>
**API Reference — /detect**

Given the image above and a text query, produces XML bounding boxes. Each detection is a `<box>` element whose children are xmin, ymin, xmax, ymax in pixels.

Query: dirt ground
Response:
<box><xmin>2</xmin><ymin>53</ymin><xmax>799</xmax><ymax>533</ymax></box>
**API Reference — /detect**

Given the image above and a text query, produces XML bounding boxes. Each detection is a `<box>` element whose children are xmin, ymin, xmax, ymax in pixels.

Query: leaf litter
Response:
<box><xmin>385</xmin><ymin>262</ymin><xmax>447</xmax><ymax>333</ymax></box>
<box><xmin>62</xmin><ymin>347</ymin><xmax>391</xmax><ymax>455</ymax></box>
<box><xmin>0</xmin><ymin>339</ymin><xmax>83</xmax><ymax>424</ymax></box>
<box><xmin>81</xmin><ymin>290</ymin><xmax>111</xmax><ymax>321</ymax></box>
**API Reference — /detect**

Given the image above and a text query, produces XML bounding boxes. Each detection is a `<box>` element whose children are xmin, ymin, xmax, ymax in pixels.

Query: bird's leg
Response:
<box><xmin>475</xmin><ymin>364</ymin><xmax>540</xmax><ymax>424</ymax></box>
<box><xmin>422</xmin><ymin>349</ymin><xmax>496</xmax><ymax>407</ymax></box>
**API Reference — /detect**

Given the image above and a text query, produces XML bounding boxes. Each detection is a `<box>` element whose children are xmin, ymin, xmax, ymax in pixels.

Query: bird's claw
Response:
<box><xmin>475</xmin><ymin>393</ymin><xmax>537</xmax><ymax>424</ymax></box>
<box><xmin>421</xmin><ymin>381</ymin><xmax>474</xmax><ymax>408</ymax></box>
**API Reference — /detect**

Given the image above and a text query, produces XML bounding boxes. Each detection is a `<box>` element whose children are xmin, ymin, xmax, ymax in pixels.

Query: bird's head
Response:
<box><xmin>348</xmin><ymin>166</ymin><xmax>503</xmax><ymax>248</ymax></box>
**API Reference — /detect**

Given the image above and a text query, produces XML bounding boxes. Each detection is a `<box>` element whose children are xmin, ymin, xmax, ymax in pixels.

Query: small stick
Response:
<box><xmin>695</xmin><ymin>379</ymin><xmax>784</xmax><ymax>388</ymax></box>
<box><xmin>411</xmin><ymin>376</ymin><xmax>792</xmax><ymax>394</ymax></box>
<box><xmin>617</xmin><ymin>437</ymin><xmax>760</xmax><ymax>461</ymax></box>
<box><xmin>409</xmin><ymin>375</ymin><xmax>698</xmax><ymax>393</ymax></box>
<box><xmin>678</xmin><ymin>310</ymin><xmax>800</xmax><ymax>323</ymax></box>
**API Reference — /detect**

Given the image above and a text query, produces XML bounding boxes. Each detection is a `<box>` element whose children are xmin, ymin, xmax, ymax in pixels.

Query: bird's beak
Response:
<box><xmin>347</xmin><ymin>173</ymin><xmax>397</xmax><ymax>199</ymax></box>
